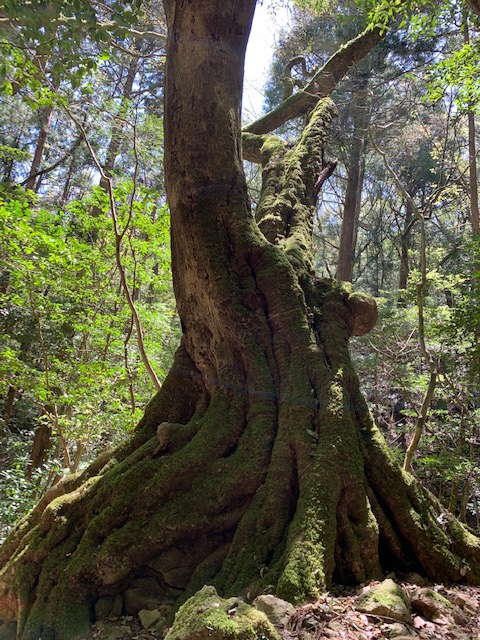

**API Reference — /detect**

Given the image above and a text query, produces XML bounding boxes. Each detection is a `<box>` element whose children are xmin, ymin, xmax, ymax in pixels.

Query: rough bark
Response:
<box><xmin>1</xmin><ymin>3</ymin><xmax>480</xmax><ymax>640</ymax></box>
<box><xmin>26</xmin><ymin>422</ymin><xmax>52</xmax><ymax>482</ymax></box>
<box><xmin>336</xmin><ymin>73</ymin><xmax>369</xmax><ymax>282</ymax></box>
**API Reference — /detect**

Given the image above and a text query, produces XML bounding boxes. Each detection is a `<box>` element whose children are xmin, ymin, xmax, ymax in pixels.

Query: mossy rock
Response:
<box><xmin>411</xmin><ymin>588</ymin><xmax>467</xmax><ymax>625</ymax></box>
<box><xmin>165</xmin><ymin>586</ymin><xmax>281</xmax><ymax>640</ymax></box>
<box><xmin>355</xmin><ymin>579</ymin><xmax>411</xmax><ymax>623</ymax></box>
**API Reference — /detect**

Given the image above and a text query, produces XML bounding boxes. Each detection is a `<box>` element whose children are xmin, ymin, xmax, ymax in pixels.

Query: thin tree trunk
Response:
<box><xmin>467</xmin><ymin>110</ymin><xmax>479</xmax><ymax>234</ymax></box>
<box><xmin>24</xmin><ymin>106</ymin><xmax>54</xmax><ymax>192</ymax></box>
<box><xmin>337</xmin><ymin>73</ymin><xmax>369</xmax><ymax>282</ymax></box>
<box><xmin>26</xmin><ymin>422</ymin><xmax>52</xmax><ymax>482</ymax></box>
<box><xmin>2</xmin><ymin>386</ymin><xmax>17</xmax><ymax>426</ymax></box>
<box><xmin>99</xmin><ymin>58</ymin><xmax>138</xmax><ymax>190</ymax></box>
<box><xmin>464</xmin><ymin>17</ymin><xmax>479</xmax><ymax>235</ymax></box>
<box><xmin>397</xmin><ymin>203</ymin><xmax>414</xmax><ymax>304</ymax></box>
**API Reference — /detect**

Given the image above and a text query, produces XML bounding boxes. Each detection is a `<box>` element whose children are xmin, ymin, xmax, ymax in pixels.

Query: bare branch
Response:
<box><xmin>19</xmin><ymin>136</ymin><xmax>83</xmax><ymax>187</ymax></box>
<box><xmin>64</xmin><ymin>105</ymin><xmax>162</xmax><ymax>392</ymax></box>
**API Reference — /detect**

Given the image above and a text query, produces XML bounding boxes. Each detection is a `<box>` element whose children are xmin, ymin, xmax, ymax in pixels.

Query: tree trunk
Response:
<box><xmin>99</xmin><ymin>58</ymin><xmax>138</xmax><ymax>190</ymax></box>
<box><xmin>25</xmin><ymin>422</ymin><xmax>52</xmax><ymax>482</ymax></box>
<box><xmin>1</xmin><ymin>385</ymin><xmax>17</xmax><ymax>426</ymax></box>
<box><xmin>24</xmin><ymin>105</ymin><xmax>54</xmax><ymax>192</ymax></box>
<box><xmin>467</xmin><ymin>108</ymin><xmax>479</xmax><ymax>235</ymax></box>
<box><xmin>337</xmin><ymin>73</ymin><xmax>369</xmax><ymax>282</ymax></box>
<box><xmin>397</xmin><ymin>202</ymin><xmax>414</xmax><ymax>305</ymax></box>
<box><xmin>1</xmin><ymin>3</ymin><xmax>480</xmax><ymax>639</ymax></box>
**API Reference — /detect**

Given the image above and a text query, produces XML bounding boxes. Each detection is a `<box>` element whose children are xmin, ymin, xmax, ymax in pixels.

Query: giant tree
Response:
<box><xmin>1</xmin><ymin>2</ymin><xmax>480</xmax><ymax>639</ymax></box>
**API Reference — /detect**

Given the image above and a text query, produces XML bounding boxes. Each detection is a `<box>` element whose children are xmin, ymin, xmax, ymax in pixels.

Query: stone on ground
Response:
<box><xmin>355</xmin><ymin>579</ymin><xmax>412</xmax><ymax>624</ymax></box>
<box><xmin>252</xmin><ymin>594</ymin><xmax>296</xmax><ymax>627</ymax></box>
<box><xmin>165</xmin><ymin>585</ymin><xmax>281</xmax><ymax>640</ymax></box>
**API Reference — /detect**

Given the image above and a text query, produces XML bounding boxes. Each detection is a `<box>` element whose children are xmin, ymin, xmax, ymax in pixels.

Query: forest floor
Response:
<box><xmin>88</xmin><ymin>580</ymin><xmax>480</xmax><ymax>640</ymax></box>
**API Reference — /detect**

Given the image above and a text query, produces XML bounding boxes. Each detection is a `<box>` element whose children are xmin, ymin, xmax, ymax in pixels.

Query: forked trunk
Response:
<box><xmin>1</xmin><ymin>2</ymin><xmax>480</xmax><ymax>639</ymax></box>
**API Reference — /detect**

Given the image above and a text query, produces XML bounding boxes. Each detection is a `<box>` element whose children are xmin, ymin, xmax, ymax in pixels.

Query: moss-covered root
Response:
<box><xmin>356</xmin><ymin>390</ymin><xmax>480</xmax><ymax>583</ymax></box>
<box><xmin>275</xmin><ymin>375</ymin><xmax>382</xmax><ymax>604</ymax></box>
<box><xmin>166</xmin><ymin>585</ymin><xmax>281</xmax><ymax>640</ymax></box>
<box><xmin>21</xmin><ymin>585</ymin><xmax>92</xmax><ymax>640</ymax></box>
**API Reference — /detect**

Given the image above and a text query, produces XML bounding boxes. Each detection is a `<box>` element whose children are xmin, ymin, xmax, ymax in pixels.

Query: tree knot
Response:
<box><xmin>345</xmin><ymin>292</ymin><xmax>378</xmax><ymax>337</ymax></box>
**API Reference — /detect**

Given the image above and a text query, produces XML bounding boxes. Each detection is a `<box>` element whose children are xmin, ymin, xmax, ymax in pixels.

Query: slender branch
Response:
<box><xmin>19</xmin><ymin>136</ymin><xmax>83</xmax><ymax>186</ymax></box>
<box><xmin>0</xmin><ymin>14</ymin><xmax>167</xmax><ymax>41</ymax></box>
<box><xmin>124</xmin><ymin>315</ymin><xmax>137</xmax><ymax>414</ymax></box>
<box><xmin>110</xmin><ymin>39</ymin><xmax>165</xmax><ymax>59</ymax></box>
<box><xmin>63</xmin><ymin>104</ymin><xmax>161</xmax><ymax>391</ymax></box>
<box><xmin>372</xmin><ymin>138</ymin><xmax>438</xmax><ymax>473</ymax></box>
<box><xmin>27</xmin><ymin>285</ymin><xmax>75</xmax><ymax>472</ymax></box>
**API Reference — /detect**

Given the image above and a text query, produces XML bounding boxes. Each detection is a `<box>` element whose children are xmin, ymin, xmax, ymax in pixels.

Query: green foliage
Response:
<box><xmin>352</xmin><ymin>259</ymin><xmax>480</xmax><ymax>525</ymax></box>
<box><xmin>428</xmin><ymin>42</ymin><xmax>480</xmax><ymax>113</ymax></box>
<box><xmin>0</xmin><ymin>187</ymin><xmax>179</xmax><ymax>490</ymax></box>
<box><xmin>0</xmin><ymin>431</ymin><xmax>59</xmax><ymax>543</ymax></box>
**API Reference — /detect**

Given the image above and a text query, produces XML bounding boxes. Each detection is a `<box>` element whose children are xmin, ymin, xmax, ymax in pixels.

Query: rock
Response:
<box><xmin>252</xmin><ymin>594</ymin><xmax>295</xmax><ymax>627</ymax></box>
<box><xmin>95</xmin><ymin>596</ymin><xmax>114</xmax><ymax>621</ymax></box>
<box><xmin>355</xmin><ymin>579</ymin><xmax>412</xmax><ymax>624</ymax></box>
<box><xmin>445</xmin><ymin>589</ymin><xmax>478</xmax><ymax>612</ymax></box>
<box><xmin>94</xmin><ymin>594</ymin><xmax>124</xmax><ymax>620</ymax></box>
<box><xmin>410</xmin><ymin>588</ymin><xmax>467</xmax><ymax>625</ymax></box>
<box><xmin>406</xmin><ymin>572</ymin><xmax>428</xmax><ymax>586</ymax></box>
<box><xmin>165</xmin><ymin>585</ymin><xmax>281</xmax><ymax>640</ymax></box>
<box><xmin>139</xmin><ymin>608</ymin><xmax>162</xmax><ymax>629</ymax></box>
<box><xmin>163</xmin><ymin>566</ymin><xmax>194</xmax><ymax>589</ymax></box>
<box><xmin>150</xmin><ymin>547</ymin><xmax>186</xmax><ymax>573</ymax></box>
<box><xmin>382</xmin><ymin>621</ymin><xmax>412</xmax><ymax>637</ymax></box>
<box><xmin>124</xmin><ymin>577</ymin><xmax>164</xmax><ymax>614</ymax></box>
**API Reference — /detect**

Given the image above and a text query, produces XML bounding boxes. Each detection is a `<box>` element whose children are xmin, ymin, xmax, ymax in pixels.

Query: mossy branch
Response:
<box><xmin>243</xmin><ymin>26</ymin><xmax>382</xmax><ymax>135</ymax></box>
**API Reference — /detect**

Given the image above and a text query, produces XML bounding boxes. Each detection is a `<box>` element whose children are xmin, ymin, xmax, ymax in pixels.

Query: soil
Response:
<box><xmin>87</xmin><ymin>582</ymin><xmax>480</xmax><ymax>640</ymax></box>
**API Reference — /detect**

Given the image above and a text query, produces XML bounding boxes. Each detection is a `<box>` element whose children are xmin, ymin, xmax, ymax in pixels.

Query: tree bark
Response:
<box><xmin>464</xmin><ymin>18</ymin><xmax>479</xmax><ymax>235</ymax></box>
<box><xmin>1</xmin><ymin>3</ymin><xmax>480</xmax><ymax>640</ymax></box>
<box><xmin>24</xmin><ymin>105</ymin><xmax>54</xmax><ymax>192</ymax></box>
<box><xmin>337</xmin><ymin>73</ymin><xmax>369</xmax><ymax>282</ymax></box>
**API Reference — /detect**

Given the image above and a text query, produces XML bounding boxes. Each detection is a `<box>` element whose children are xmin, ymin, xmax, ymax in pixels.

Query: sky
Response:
<box><xmin>243</xmin><ymin>1</ymin><xmax>292</xmax><ymax>121</ymax></box>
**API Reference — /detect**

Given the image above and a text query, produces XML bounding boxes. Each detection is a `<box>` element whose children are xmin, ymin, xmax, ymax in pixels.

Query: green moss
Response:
<box><xmin>260</xmin><ymin>135</ymin><xmax>286</xmax><ymax>161</ymax></box>
<box><xmin>166</xmin><ymin>586</ymin><xmax>280</xmax><ymax>640</ymax></box>
<box><xmin>356</xmin><ymin>579</ymin><xmax>411</xmax><ymax>620</ymax></box>
<box><xmin>276</xmin><ymin>541</ymin><xmax>325</xmax><ymax>604</ymax></box>
<box><xmin>420</xmin><ymin>589</ymin><xmax>455</xmax><ymax>609</ymax></box>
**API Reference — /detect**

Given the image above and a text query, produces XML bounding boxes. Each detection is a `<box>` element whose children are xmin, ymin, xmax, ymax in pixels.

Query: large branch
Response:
<box><xmin>243</xmin><ymin>25</ymin><xmax>382</xmax><ymax>135</ymax></box>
